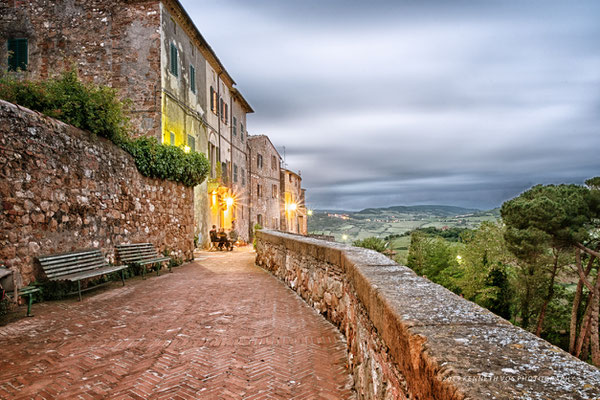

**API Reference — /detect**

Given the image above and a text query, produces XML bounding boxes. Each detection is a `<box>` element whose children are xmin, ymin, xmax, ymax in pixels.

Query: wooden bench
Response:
<box><xmin>1</xmin><ymin>265</ymin><xmax>40</xmax><ymax>317</ymax></box>
<box><xmin>38</xmin><ymin>249</ymin><xmax>127</xmax><ymax>301</ymax></box>
<box><xmin>115</xmin><ymin>243</ymin><xmax>171</xmax><ymax>279</ymax></box>
<box><xmin>9</xmin><ymin>286</ymin><xmax>41</xmax><ymax>317</ymax></box>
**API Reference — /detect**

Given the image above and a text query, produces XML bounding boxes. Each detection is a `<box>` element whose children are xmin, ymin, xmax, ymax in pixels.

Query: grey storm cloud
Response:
<box><xmin>181</xmin><ymin>0</ymin><xmax>600</xmax><ymax>210</ymax></box>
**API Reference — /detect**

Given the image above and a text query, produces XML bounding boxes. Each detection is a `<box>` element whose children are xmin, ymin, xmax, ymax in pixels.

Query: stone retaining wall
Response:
<box><xmin>0</xmin><ymin>100</ymin><xmax>194</xmax><ymax>284</ymax></box>
<box><xmin>255</xmin><ymin>230</ymin><xmax>600</xmax><ymax>399</ymax></box>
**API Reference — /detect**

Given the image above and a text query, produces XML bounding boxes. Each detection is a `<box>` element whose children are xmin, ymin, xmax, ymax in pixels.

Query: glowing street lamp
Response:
<box><xmin>307</xmin><ymin>209</ymin><xmax>313</xmax><ymax>216</ymax></box>
<box><xmin>183</xmin><ymin>145</ymin><xmax>191</xmax><ymax>153</ymax></box>
<box><xmin>342</xmin><ymin>234</ymin><xmax>348</xmax><ymax>241</ymax></box>
<box><xmin>288</xmin><ymin>202</ymin><xmax>297</xmax><ymax>211</ymax></box>
<box><xmin>225</xmin><ymin>196</ymin><xmax>234</xmax><ymax>208</ymax></box>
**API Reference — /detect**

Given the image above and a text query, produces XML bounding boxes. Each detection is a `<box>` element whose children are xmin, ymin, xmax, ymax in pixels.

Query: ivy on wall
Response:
<box><xmin>121</xmin><ymin>137</ymin><xmax>209</xmax><ymax>187</ymax></box>
<box><xmin>0</xmin><ymin>69</ymin><xmax>209</xmax><ymax>187</ymax></box>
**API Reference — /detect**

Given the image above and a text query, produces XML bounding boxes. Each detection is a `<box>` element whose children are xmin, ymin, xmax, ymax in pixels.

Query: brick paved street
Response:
<box><xmin>0</xmin><ymin>248</ymin><xmax>354</xmax><ymax>399</ymax></box>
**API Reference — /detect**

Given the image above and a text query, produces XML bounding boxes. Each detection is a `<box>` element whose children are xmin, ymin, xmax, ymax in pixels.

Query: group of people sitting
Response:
<box><xmin>209</xmin><ymin>225</ymin><xmax>238</xmax><ymax>251</ymax></box>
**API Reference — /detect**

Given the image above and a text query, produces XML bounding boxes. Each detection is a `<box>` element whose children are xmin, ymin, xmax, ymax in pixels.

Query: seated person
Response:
<box><xmin>209</xmin><ymin>225</ymin><xmax>219</xmax><ymax>246</ymax></box>
<box><xmin>229</xmin><ymin>229</ymin><xmax>239</xmax><ymax>245</ymax></box>
<box><xmin>217</xmin><ymin>228</ymin><xmax>232</xmax><ymax>251</ymax></box>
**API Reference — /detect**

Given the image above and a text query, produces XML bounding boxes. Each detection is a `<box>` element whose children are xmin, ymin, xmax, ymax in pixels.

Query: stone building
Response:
<box><xmin>247</xmin><ymin>135</ymin><xmax>282</xmax><ymax>236</ymax></box>
<box><xmin>205</xmin><ymin>73</ymin><xmax>253</xmax><ymax>242</ymax></box>
<box><xmin>280</xmin><ymin>169</ymin><xmax>308</xmax><ymax>235</ymax></box>
<box><xmin>0</xmin><ymin>0</ymin><xmax>253</xmax><ymax>245</ymax></box>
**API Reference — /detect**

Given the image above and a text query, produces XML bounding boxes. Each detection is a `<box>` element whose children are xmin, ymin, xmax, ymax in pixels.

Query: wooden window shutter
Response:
<box><xmin>170</xmin><ymin>43</ymin><xmax>178</xmax><ymax>76</ymax></box>
<box><xmin>8</xmin><ymin>38</ymin><xmax>28</xmax><ymax>71</ymax></box>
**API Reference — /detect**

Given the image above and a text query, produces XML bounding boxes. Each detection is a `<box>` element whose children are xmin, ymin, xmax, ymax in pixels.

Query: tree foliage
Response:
<box><xmin>121</xmin><ymin>137</ymin><xmax>209</xmax><ymax>187</ymax></box>
<box><xmin>501</xmin><ymin>184</ymin><xmax>596</xmax><ymax>248</ymax></box>
<box><xmin>352</xmin><ymin>237</ymin><xmax>387</xmax><ymax>253</ymax></box>
<box><xmin>501</xmin><ymin>181</ymin><xmax>600</xmax><ymax>365</ymax></box>
<box><xmin>0</xmin><ymin>67</ymin><xmax>129</xmax><ymax>142</ymax></box>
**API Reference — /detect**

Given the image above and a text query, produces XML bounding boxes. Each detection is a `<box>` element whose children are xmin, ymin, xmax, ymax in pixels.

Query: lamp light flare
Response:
<box><xmin>225</xmin><ymin>197</ymin><xmax>234</xmax><ymax>207</ymax></box>
<box><xmin>183</xmin><ymin>145</ymin><xmax>191</xmax><ymax>153</ymax></box>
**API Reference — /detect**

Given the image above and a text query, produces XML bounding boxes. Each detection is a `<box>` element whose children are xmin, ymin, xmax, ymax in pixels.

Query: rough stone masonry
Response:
<box><xmin>256</xmin><ymin>229</ymin><xmax>600</xmax><ymax>400</ymax></box>
<box><xmin>0</xmin><ymin>100</ymin><xmax>195</xmax><ymax>285</ymax></box>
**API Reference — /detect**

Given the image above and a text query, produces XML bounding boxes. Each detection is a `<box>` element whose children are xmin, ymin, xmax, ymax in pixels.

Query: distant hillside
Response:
<box><xmin>356</xmin><ymin>205</ymin><xmax>480</xmax><ymax>216</ymax></box>
<box><xmin>308</xmin><ymin>204</ymin><xmax>500</xmax><ymax>244</ymax></box>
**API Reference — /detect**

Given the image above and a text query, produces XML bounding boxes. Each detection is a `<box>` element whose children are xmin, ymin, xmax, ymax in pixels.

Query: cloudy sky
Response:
<box><xmin>181</xmin><ymin>0</ymin><xmax>600</xmax><ymax>211</ymax></box>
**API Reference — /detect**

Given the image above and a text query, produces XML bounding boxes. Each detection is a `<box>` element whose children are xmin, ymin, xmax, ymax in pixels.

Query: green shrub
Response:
<box><xmin>253</xmin><ymin>223</ymin><xmax>263</xmax><ymax>249</ymax></box>
<box><xmin>34</xmin><ymin>280</ymin><xmax>78</xmax><ymax>301</ymax></box>
<box><xmin>352</xmin><ymin>237</ymin><xmax>387</xmax><ymax>253</ymax></box>
<box><xmin>121</xmin><ymin>137</ymin><xmax>209</xmax><ymax>187</ymax></box>
<box><xmin>0</xmin><ymin>68</ymin><xmax>210</xmax><ymax>187</ymax></box>
<box><xmin>0</xmin><ymin>297</ymin><xmax>9</xmax><ymax>318</ymax></box>
<box><xmin>0</xmin><ymin>68</ymin><xmax>129</xmax><ymax>143</ymax></box>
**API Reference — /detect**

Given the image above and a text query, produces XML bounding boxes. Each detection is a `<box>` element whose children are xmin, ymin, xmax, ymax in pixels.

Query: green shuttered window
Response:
<box><xmin>8</xmin><ymin>38</ymin><xmax>28</xmax><ymax>71</ymax></box>
<box><xmin>190</xmin><ymin>65</ymin><xmax>196</xmax><ymax>93</ymax></box>
<box><xmin>170</xmin><ymin>43</ymin><xmax>178</xmax><ymax>76</ymax></box>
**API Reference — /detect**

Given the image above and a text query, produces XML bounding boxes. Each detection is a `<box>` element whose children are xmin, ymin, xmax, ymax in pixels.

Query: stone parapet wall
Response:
<box><xmin>255</xmin><ymin>230</ymin><xmax>600</xmax><ymax>399</ymax></box>
<box><xmin>0</xmin><ymin>100</ymin><xmax>194</xmax><ymax>284</ymax></box>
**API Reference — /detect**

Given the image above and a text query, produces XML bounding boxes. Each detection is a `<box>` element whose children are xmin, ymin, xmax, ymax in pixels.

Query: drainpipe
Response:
<box><xmin>248</xmin><ymin>142</ymin><xmax>252</xmax><ymax>240</ymax></box>
<box><xmin>217</xmin><ymin>72</ymin><xmax>222</xmax><ymax>169</ymax></box>
<box><xmin>229</xmin><ymin>95</ymin><xmax>234</xmax><ymax>187</ymax></box>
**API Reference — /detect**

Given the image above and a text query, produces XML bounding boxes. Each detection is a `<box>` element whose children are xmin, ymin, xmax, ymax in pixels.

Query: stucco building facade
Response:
<box><xmin>247</xmin><ymin>135</ymin><xmax>282</xmax><ymax>235</ymax></box>
<box><xmin>280</xmin><ymin>169</ymin><xmax>308</xmax><ymax>235</ymax></box>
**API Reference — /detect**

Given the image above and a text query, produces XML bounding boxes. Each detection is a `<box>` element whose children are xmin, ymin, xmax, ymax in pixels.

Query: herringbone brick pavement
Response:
<box><xmin>0</xmin><ymin>248</ymin><xmax>355</xmax><ymax>399</ymax></box>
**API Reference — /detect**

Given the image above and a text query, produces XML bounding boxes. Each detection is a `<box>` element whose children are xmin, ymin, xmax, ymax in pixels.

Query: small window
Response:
<box><xmin>272</xmin><ymin>184</ymin><xmax>278</xmax><ymax>198</ymax></box>
<box><xmin>289</xmin><ymin>174</ymin><xmax>292</xmax><ymax>183</ymax></box>
<box><xmin>187</xmin><ymin>134</ymin><xmax>195</xmax><ymax>152</ymax></box>
<box><xmin>221</xmin><ymin>102</ymin><xmax>228</xmax><ymax>124</ymax></box>
<box><xmin>210</xmin><ymin>87</ymin><xmax>218</xmax><ymax>114</ymax></box>
<box><xmin>189</xmin><ymin>65</ymin><xmax>196</xmax><ymax>93</ymax></box>
<box><xmin>233</xmin><ymin>117</ymin><xmax>237</xmax><ymax>136</ymax></box>
<box><xmin>219</xmin><ymin>98</ymin><xmax>224</xmax><ymax>120</ymax></box>
<box><xmin>272</xmin><ymin>156</ymin><xmax>277</xmax><ymax>170</ymax></box>
<box><xmin>222</xmin><ymin>162</ymin><xmax>228</xmax><ymax>184</ymax></box>
<box><xmin>257</xmin><ymin>154</ymin><xmax>263</xmax><ymax>169</ymax></box>
<box><xmin>241</xmin><ymin>168</ymin><xmax>246</xmax><ymax>186</ymax></box>
<box><xmin>240</xmin><ymin>123</ymin><xmax>244</xmax><ymax>141</ymax></box>
<box><xmin>7</xmin><ymin>38</ymin><xmax>28</xmax><ymax>71</ymax></box>
<box><xmin>170</xmin><ymin>43</ymin><xmax>178</xmax><ymax>76</ymax></box>
<box><xmin>257</xmin><ymin>214</ymin><xmax>263</xmax><ymax>227</ymax></box>
<box><xmin>257</xmin><ymin>184</ymin><xmax>262</xmax><ymax>197</ymax></box>
<box><xmin>170</xmin><ymin>132</ymin><xmax>175</xmax><ymax>145</ymax></box>
<box><xmin>233</xmin><ymin>164</ymin><xmax>238</xmax><ymax>183</ymax></box>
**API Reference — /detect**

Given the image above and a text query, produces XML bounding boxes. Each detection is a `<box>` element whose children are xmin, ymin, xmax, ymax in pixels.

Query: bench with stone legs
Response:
<box><xmin>37</xmin><ymin>249</ymin><xmax>127</xmax><ymax>301</ymax></box>
<box><xmin>115</xmin><ymin>243</ymin><xmax>171</xmax><ymax>279</ymax></box>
